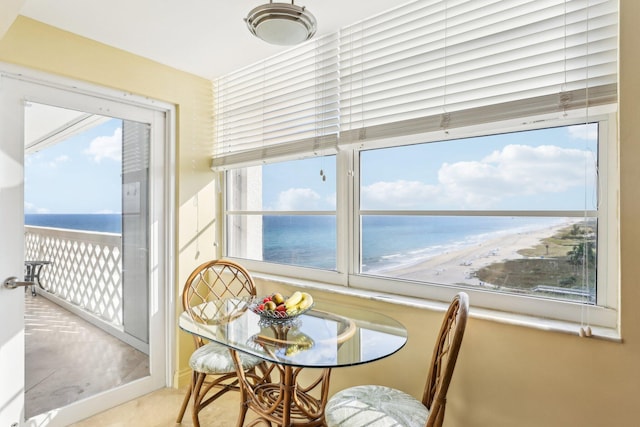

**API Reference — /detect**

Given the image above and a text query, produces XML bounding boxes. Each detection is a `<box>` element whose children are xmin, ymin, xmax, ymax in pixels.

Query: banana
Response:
<box><xmin>284</xmin><ymin>291</ymin><xmax>303</xmax><ymax>309</ymax></box>
<box><xmin>296</xmin><ymin>292</ymin><xmax>314</xmax><ymax>310</ymax></box>
<box><xmin>285</xmin><ymin>336</ymin><xmax>314</xmax><ymax>355</ymax></box>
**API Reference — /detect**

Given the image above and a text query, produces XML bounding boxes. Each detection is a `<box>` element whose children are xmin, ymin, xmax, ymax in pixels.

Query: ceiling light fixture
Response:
<box><xmin>245</xmin><ymin>1</ymin><xmax>317</xmax><ymax>46</ymax></box>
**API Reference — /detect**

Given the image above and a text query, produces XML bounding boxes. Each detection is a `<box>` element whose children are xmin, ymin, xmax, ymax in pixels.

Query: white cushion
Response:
<box><xmin>189</xmin><ymin>342</ymin><xmax>262</xmax><ymax>374</ymax></box>
<box><xmin>325</xmin><ymin>385</ymin><xmax>429</xmax><ymax>427</ymax></box>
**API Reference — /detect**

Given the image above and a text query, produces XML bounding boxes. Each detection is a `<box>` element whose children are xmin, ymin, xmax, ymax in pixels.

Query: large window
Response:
<box><xmin>358</xmin><ymin>124</ymin><xmax>599</xmax><ymax>304</ymax></box>
<box><xmin>217</xmin><ymin>0</ymin><xmax>618</xmax><ymax>327</ymax></box>
<box><xmin>223</xmin><ymin>117</ymin><xmax>613</xmax><ymax>315</ymax></box>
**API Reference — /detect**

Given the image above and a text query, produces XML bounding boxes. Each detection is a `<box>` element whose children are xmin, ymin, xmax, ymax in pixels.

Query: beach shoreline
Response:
<box><xmin>378</xmin><ymin>222</ymin><xmax>573</xmax><ymax>288</ymax></box>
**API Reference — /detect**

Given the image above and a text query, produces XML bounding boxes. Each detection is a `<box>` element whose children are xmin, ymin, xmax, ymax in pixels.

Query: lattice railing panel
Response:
<box><xmin>24</xmin><ymin>226</ymin><xmax>123</xmax><ymax>326</ymax></box>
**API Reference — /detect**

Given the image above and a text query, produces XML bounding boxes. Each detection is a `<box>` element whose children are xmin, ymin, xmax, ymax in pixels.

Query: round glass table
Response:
<box><xmin>179</xmin><ymin>296</ymin><xmax>407</xmax><ymax>426</ymax></box>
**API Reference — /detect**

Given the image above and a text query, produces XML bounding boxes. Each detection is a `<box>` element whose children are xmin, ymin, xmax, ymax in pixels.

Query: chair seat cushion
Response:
<box><xmin>189</xmin><ymin>342</ymin><xmax>262</xmax><ymax>374</ymax></box>
<box><xmin>325</xmin><ymin>384</ymin><xmax>429</xmax><ymax>427</ymax></box>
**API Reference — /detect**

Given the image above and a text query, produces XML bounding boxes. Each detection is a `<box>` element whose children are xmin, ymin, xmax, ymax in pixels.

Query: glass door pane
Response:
<box><xmin>23</xmin><ymin>102</ymin><xmax>150</xmax><ymax>417</ymax></box>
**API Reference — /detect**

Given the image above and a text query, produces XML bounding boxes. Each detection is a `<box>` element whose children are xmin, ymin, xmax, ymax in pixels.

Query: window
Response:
<box><xmin>358</xmin><ymin>124</ymin><xmax>599</xmax><ymax>304</ymax></box>
<box><xmin>223</xmin><ymin>116</ymin><xmax>615</xmax><ymax>324</ymax></box>
<box><xmin>225</xmin><ymin>156</ymin><xmax>337</xmax><ymax>271</ymax></box>
<box><xmin>216</xmin><ymin>0</ymin><xmax>618</xmax><ymax>327</ymax></box>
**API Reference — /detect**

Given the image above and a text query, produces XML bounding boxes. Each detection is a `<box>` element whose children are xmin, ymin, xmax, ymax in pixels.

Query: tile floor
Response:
<box><xmin>25</xmin><ymin>294</ymin><xmax>246</xmax><ymax>426</ymax></box>
<box><xmin>69</xmin><ymin>387</ymin><xmax>241</xmax><ymax>426</ymax></box>
<box><xmin>24</xmin><ymin>293</ymin><xmax>149</xmax><ymax>418</ymax></box>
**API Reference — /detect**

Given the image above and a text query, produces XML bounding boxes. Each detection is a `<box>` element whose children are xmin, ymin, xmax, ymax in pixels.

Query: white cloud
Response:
<box><xmin>25</xmin><ymin>201</ymin><xmax>50</xmax><ymax>214</ymax></box>
<box><xmin>568</xmin><ymin>123</ymin><xmax>598</xmax><ymax>140</ymax></box>
<box><xmin>24</xmin><ymin>202</ymin><xmax>36</xmax><ymax>213</ymax></box>
<box><xmin>324</xmin><ymin>193</ymin><xmax>337</xmax><ymax>209</ymax></box>
<box><xmin>48</xmin><ymin>155</ymin><xmax>70</xmax><ymax>168</ymax></box>
<box><xmin>274</xmin><ymin>188</ymin><xmax>322</xmax><ymax>210</ymax></box>
<box><xmin>362</xmin><ymin>180</ymin><xmax>441</xmax><ymax>209</ymax></box>
<box><xmin>84</xmin><ymin>127</ymin><xmax>122</xmax><ymax>162</ymax></box>
<box><xmin>362</xmin><ymin>144</ymin><xmax>596</xmax><ymax>209</ymax></box>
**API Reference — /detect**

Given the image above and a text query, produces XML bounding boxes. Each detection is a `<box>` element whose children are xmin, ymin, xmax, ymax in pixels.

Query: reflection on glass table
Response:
<box><xmin>179</xmin><ymin>296</ymin><xmax>407</xmax><ymax>426</ymax></box>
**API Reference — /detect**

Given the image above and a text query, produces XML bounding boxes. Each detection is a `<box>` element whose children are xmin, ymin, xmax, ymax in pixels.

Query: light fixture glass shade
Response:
<box><xmin>245</xmin><ymin>2</ymin><xmax>317</xmax><ymax>46</ymax></box>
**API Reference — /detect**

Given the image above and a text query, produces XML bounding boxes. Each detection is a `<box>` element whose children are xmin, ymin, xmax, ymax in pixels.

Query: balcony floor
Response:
<box><xmin>25</xmin><ymin>292</ymin><xmax>149</xmax><ymax>418</ymax></box>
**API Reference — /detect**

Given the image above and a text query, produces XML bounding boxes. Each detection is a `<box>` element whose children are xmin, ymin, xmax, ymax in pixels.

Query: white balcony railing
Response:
<box><xmin>24</xmin><ymin>226</ymin><xmax>123</xmax><ymax>326</ymax></box>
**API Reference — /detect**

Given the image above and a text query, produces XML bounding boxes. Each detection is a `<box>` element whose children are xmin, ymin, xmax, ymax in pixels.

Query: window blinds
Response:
<box><xmin>212</xmin><ymin>33</ymin><xmax>340</xmax><ymax>170</ymax></box>
<box><xmin>339</xmin><ymin>0</ymin><xmax>618</xmax><ymax>143</ymax></box>
<box><xmin>213</xmin><ymin>0</ymin><xmax>617</xmax><ymax>168</ymax></box>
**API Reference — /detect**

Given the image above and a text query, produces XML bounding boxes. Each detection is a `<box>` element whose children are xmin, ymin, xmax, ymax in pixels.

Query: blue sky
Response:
<box><xmin>360</xmin><ymin>124</ymin><xmax>598</xmax><ymax>211</ymax></box>
<box><xmin>261</xmin><ymin>123</ymin><xmax>598</xmax><ymax>212</ymax></box>
<box><xmin>25</xmin><ymin>120</ymin><xmax>597</xmax><ymax>214</ymax></box>
<box><xmin>25</xmin><ymin>118</ymin><xmax>123</xmax><ymax>214</ymax></box>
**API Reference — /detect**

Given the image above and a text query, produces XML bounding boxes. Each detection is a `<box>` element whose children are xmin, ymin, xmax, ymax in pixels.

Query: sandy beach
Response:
<box><xmin>382</xmin><ymin>223</ymin><xmax>572</xmax><ymax>288</ymax></box>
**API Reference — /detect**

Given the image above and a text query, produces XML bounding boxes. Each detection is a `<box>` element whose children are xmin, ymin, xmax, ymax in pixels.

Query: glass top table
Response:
<box><xmin>179</xmin><ymin>296</ymin><xmax>407</xmax><ymax>368</ymax></box>
<box><xmin>179</xmin><ymin>295</ymin><xmax>407</xmax><ymax>426</ymax></box>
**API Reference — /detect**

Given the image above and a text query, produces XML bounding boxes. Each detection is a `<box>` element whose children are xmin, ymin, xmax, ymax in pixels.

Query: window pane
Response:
<box><xmin>264</xmin><ymin>215</ymin><xmax>336</xmax><ymax>269</ymax></box>
<box><xmin>360</xmin><ymin>124</ymin><xmax>598</xmax><ymax>211</ymax></box>
<box><xmin>227</xmin><ymin>214</ymin><xmax>337</xmax><ymax>270</ymax></box>
<box><xmin>226</xmin><ymin>156</ymin><xmax>337</xmax><ymax>270</ymax></box>
<box><xmin>227</xmin><ymin>156</ymin><xmax>336</xmax><ymax>212</ymax></box>
<box><xmin>360</xmin><ymin>217</ymin><xmax>596</xmax><ymax>303</ymax></box>
<box><xmin>359</xmin><ymin>123</ymin><xmax>599</xmax><ymax>303</ymax></box>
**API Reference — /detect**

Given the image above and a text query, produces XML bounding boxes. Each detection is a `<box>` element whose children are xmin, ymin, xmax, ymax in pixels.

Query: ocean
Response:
<box><xmin>25</xmin><ymin>213</ymin><xmax>122</xmax><ymax>233</ymax></box>
<box><xmin>25</xmin><ymin>214</ymin><xmax>564</xmax><ymax>272</ymax></box>
<box><xmin>263</xmin><ymin>215</ymin><xmax>565</xmax><ymax>272</ymax></box>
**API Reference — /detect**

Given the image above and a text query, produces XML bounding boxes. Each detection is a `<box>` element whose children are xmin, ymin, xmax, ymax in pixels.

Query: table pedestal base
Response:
<box><xmin>233</xmin><ymin>350</ymin><xmax>331</xmax><ymax>427</ymax></box>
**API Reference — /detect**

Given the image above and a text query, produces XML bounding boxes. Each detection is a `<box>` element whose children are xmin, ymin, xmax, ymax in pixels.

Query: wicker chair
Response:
<box><xmin>324</xmin><ymin>292</ymin><xmax>469</xmax><ymax>427</ymax></box>
<box><xmin>176</xmin><ymin>259</ymin><xmax>266</xmax><ymax>427</ymax></box>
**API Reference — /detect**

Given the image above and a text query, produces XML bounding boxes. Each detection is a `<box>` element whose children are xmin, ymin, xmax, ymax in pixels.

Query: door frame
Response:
<box><xmin>0</xmin><ymin>62</ymin><xmax>176</xmax><ymax>426</ymax></box>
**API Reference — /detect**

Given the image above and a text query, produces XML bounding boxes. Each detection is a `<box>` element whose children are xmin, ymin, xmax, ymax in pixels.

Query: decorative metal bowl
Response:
<box><xmin>250</xmin><ymin>296</ymin><xmax>314</xmax><ymax>321</ymax></box>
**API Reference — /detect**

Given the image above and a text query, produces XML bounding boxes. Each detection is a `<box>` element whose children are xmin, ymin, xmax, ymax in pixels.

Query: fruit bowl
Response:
<box><xmin>250</xmin><ymin>291</ymin><xmax>314</xmax><ymax>321</ymax></box>
<box><xmin>251</xmin><ymin>303</ymin><xmax>314</xmax><ymax>320</ymax></box>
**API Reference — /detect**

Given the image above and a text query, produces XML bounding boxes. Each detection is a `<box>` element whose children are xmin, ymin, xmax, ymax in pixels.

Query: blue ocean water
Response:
<box><xmin>263</xmin><ymin>216</ymin><xmax>337</xmax><ymax>269</ymax></box>
<box><xmin>361</xmin><ymin>216</ymin><xmax>564</xmax><ymax>273</ymax></box>
<box><xmin>25</xmin><ymin>213</ymin><xmax>122</xmax><ymax>233</ymax></box>
<box><xmin>264</xmin><ymin>215</ymin><xmax>565</xmax><ymax>272</ymax></box>
<box><xmin>26</xmin><ymin>214</ymin><xmax>564</xmax><ymax>272</ymax></box>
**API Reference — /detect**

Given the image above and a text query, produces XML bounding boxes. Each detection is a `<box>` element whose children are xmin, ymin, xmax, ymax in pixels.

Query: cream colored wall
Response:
<box><xmin>0</xmin><ymin>16</ymin><xmax>217</xmax><ymax>390</ymax></box>
<box><xmin>2</xmin><ymin>1</ymin><xmax>638</xmax><ymax>424</ymax></box>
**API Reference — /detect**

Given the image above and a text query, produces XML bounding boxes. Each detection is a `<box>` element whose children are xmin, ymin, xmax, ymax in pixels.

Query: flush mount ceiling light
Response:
<box><xmin>245</xmin><ymin>1</ymin><xmax>317</xmax><ymax>46</ymax></box>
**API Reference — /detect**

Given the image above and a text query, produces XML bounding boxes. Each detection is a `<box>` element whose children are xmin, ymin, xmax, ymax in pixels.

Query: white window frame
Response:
<box><xmin>346</xmin><ymin>110</ymin><xmax>618</xmax><ymax>328</ymax></box>
<box><xmin>221</xmin><ymin>108</ymin><xmax>618</xmax><ymax>329</ymax></box>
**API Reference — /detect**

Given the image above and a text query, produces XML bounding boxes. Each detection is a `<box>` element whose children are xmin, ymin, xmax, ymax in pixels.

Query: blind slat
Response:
<box><xmin>214</xmin><ymin>0</ymin><xmax>617</xmax><ymax>168</ymax></box>
<box><xmin>339</xmin><ymin>0</ymin><xmax>617</xmax><ymax>135</ymax></box>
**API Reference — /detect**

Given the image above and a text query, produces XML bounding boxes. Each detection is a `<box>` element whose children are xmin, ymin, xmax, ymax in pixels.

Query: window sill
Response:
<box><xmin>253</xmin><ymin>272</ymin><xmax>622</xmax><ymax>343</ymax></box>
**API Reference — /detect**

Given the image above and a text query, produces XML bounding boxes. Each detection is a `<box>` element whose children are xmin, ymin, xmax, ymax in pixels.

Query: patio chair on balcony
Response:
<box><xmin>324</xmin><ymin>292</ymin><xmax>469</xmax><ymax>427</ymax></box>
<box><xmin>24</xmin><ymin>260</ymin><xmax>52</xmax><ymax>296</ymax></box>
<box><xmin>176</xmin><ymin>259</ymin><xmax>266</xmax><ymax>427</ymax></box>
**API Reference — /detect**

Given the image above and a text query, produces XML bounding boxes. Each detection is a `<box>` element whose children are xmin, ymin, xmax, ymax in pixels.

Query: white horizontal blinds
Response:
<box><xmin>213</xmin><ymin>33</ymin><xmax>340</xmax><ymax>170</ymax></box>
<box><xmin>339</xmin><ymin>0</ymin><xmax>618</xmax><ymax>144</ymax></box>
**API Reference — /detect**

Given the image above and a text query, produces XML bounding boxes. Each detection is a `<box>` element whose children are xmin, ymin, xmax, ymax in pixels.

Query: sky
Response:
<box><xmin>360</xmin><ymin>124</ymin><xmax>598</xmax><ymax>211</ymax></box>
<box><xmin>261</xmin><ymin>123</ymin><xmax>598</xmax><ymax>212</ymax></box>
<box><xmin>25</xmin><ymin>118</ymin><xmax>597</xmax><ymax>215</ymax></box>
<box><xmin>25</xmin><ymin>118</ymin><xmax>123</xmax><ymax>214</ymax></box>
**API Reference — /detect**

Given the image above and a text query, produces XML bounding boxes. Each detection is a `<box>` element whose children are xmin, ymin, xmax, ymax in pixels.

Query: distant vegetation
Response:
<box><xmin>475</xmin><ymin>221</ymin><xmax>596</xmax><ymax>302</ymax></box>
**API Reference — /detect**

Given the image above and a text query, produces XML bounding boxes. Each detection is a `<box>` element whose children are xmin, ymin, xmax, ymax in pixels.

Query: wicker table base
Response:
<box><xmin>233</xmin><ymin>351</ymin><xmax>331</xmax><ymax>427</ymax></box>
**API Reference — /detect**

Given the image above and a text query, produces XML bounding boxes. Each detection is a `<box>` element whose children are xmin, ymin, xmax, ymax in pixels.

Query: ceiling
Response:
<box><xmin>18</xmin><ymin>0</ymin><xmax>402</xmax><ymax>80</ymax></box>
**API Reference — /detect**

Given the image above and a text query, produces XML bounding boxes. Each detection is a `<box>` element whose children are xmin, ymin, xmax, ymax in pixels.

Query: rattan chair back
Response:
<box><xmin>182</xmin><ymin>259</ymin><xmax>257</xmax><ymax>348</ymax></box>
<box><xmin>422</xmin><ymin>292</ymin><xmax>469</xmax><ymax>427</ymax></box>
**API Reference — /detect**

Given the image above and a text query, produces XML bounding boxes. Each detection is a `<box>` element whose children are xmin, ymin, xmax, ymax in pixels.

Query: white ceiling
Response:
<box><xmin>18</xmin><ymin>0</ymin><xmax>402</xmax><ymax>79</ymax></box>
